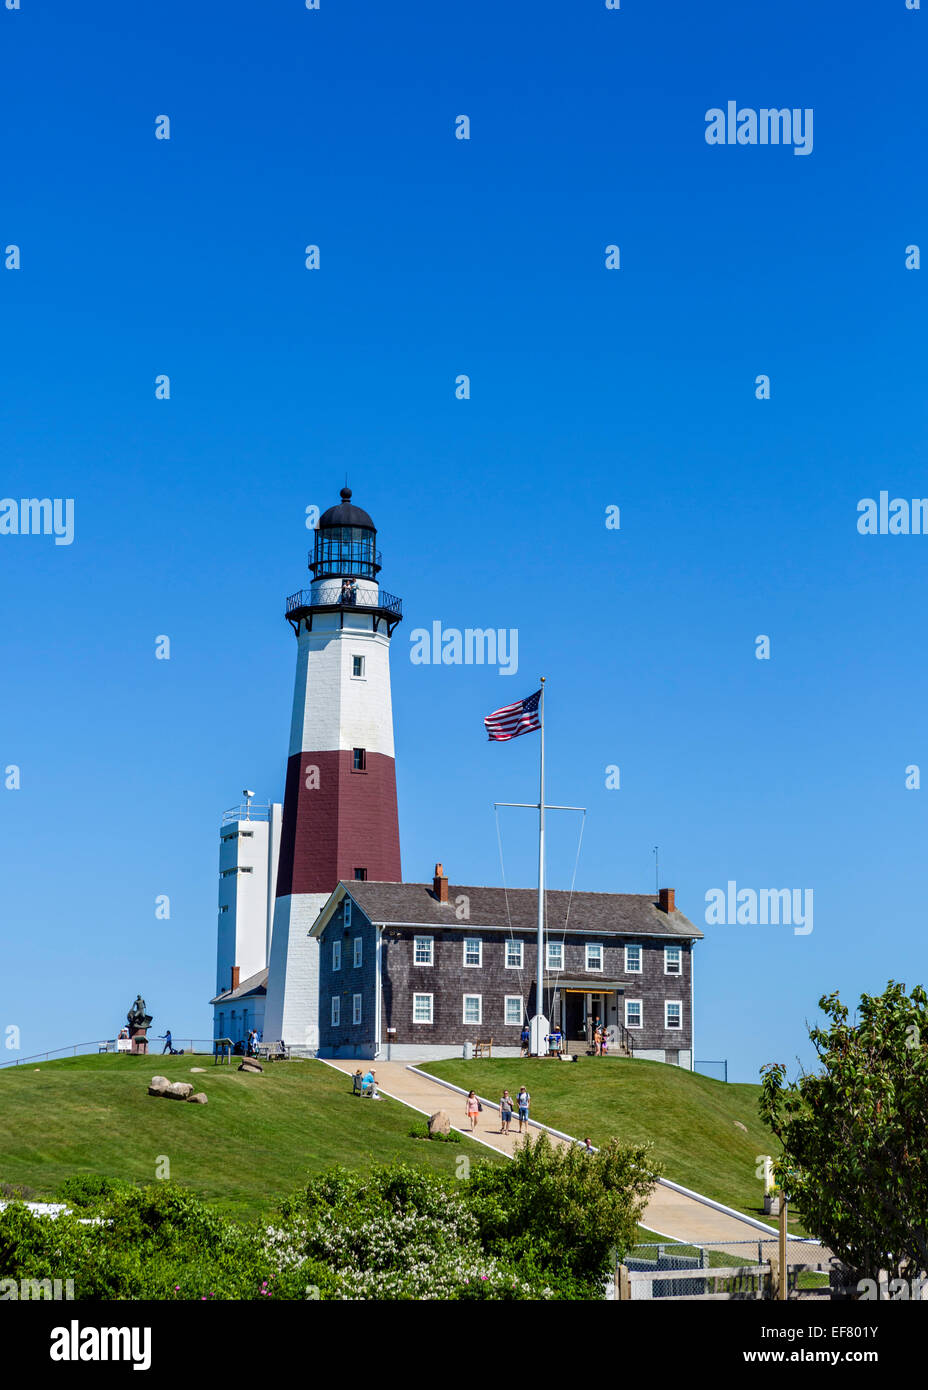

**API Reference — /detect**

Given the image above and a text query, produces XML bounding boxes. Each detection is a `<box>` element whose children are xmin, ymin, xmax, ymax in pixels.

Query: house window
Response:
<box><xmin>665</xmin><ymin>1001</ymin><xmax>682</xmax><ymax>1030</ymax></box>
<box><xmin>352</xmin><ymin>655</ymin><xmax>365</xmax><ymax>677</ymax></box>
<box><xmin>413</xmin><ymin>993</ymin><xmax>433</xmax><ymax>1024</ymax></box>
<box><xmin>547</xmin><ymin>941</ymin><xmax>564</xmax><ymax>970</ymax></box>
<box><xmin>585</xmin><ymin>942</ymin><xmax>603</xmax><ymax>972</ymax></box>
<box><xmin>353</xmin><ymin>937</ymin><xmax>363</xmax><ymax>968</ymax></box>
<box><xmin>414</xmin><ymin>936</ymin><xmax>433</xmax><ymax>966</ymax></box>
<box><xmin>352</xmin><ymin>748</ymin><xmax>366</xmax><ymax>771</ymax></box>
<box><xmin>664</xmin><ymin>946</ymin><xmax>682</xmax><ymax>976</ymax></box>
<box><xmin>626</xmin><ymin>999</ymin><xmax>642</xmax><ymax>1029</ymax></box>
<box><xmin>625</xmin><ymin>944</ymin><xmax>642</xmax><ymax>973</ymax></box>
<box><xmin>463</xmin><ymin>938</ymin><xmax>482</xmax><ymax>967</ymax></box>
<box><xmin>463</xmin><ymin>994</ymin><xmax>482</xmax><ymax>1025</ymax></box>
<box><xmin>331</xmin><ymin>996</ymin><xmax>340</xmax><ymax>1026</ymax></box>
<box><xmin>504</xmin><ymin>996</ymin><xmax>522</xmax><ymax>1026</ymax></box>
<box><xmin>505</xmin><ymin>939</ymin><xmax>523</xmax><ymax>969</ymax></box>
<box><xmin>354</xmin><ymin>868</ymin><xmax>367</xmax><ymax>881</ymax></box>
<box><xmin>332</xmin><ymin>940</ymin><xmax>341</xmax><ymax>971</ymax></box>
<box><xmin>352</xmin><ymin>994</ymin><xmax>362</xmax><ymax>1026</ymax></box>
<box><xmin>344</xmin><ymin>898</ymin><xmax>352</xmax><ymax>927</ymax></box>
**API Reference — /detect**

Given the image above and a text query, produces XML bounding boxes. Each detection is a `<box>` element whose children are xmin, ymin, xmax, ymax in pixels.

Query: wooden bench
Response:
<box><xmin>214</xmin><ymin>1037</ymin><xmax>233</xmax><ymax>1065</ymax></box>
<box><xmin>473</xmin><ymin>1039</ymin><xmax>493</xmax><ymax>1059</ymax></box>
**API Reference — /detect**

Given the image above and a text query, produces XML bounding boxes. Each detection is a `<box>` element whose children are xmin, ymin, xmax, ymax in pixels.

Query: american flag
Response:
<box><xmin>484</xmin><ymin>689</ymin><xmax>542</xmax><ymax>742</ymax></box>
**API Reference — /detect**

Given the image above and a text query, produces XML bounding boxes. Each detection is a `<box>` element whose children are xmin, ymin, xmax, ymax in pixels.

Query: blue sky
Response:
<box><xmin>1</xmin><ymin>0</ymin><xmax>926</xmax><ymax>1082</ymax></box>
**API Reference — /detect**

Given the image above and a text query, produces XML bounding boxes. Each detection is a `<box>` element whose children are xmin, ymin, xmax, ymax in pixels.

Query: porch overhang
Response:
<box><xmin>544</xmin><ymin>979</ymin><xmax>625</xmax><ymax>992</ymax></box>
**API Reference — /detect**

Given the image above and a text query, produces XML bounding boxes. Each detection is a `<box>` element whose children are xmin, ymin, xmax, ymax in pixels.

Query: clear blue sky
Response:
<box><xmin>1</xmin><ymin>1</ymin><xmax>926</xmax><ymax>1082</ymax></box>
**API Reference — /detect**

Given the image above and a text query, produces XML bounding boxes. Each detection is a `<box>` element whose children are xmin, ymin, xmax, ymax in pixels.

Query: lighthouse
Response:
<box><xmin>263</xmin><ymin>489</ymin><xmax>403</xmax><ymax>1046</ymax></box>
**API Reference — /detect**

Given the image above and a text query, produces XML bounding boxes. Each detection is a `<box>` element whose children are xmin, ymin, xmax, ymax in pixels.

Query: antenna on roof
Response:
<box><xmin>653</xmin><ymin>845</ymin><xmax>659</xmax><ymax>895</ymax></box>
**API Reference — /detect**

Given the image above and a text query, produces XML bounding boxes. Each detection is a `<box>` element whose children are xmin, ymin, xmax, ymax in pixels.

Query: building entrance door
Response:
<box><xmin>565</xmin><ymin>993</ymin><xmax>585</xmax><ymax>1044</ymax></box>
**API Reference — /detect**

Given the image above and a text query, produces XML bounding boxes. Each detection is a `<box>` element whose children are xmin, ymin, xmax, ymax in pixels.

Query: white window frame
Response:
<box><xmin>463</xmin><ymin>937</ymin><xmax>482</xmax><ymax>968</ymax></box>
<box><xmin>343</xmin><ymin>896</ymin><xmax>352</xmax><ymax>927</ymax></box>
<box><xmin>351</xmin><ymin>654</ymin><xmax>366</xmax><ymax>678</ymax></box>
<box><xmin>585</xmin><ymin>942</ymin><xmax>603</xmax><ymax>972</ymax></box>
<box><xmin>504</xmin><ymin>995</ymin><xmax>522</xmax><ymax>1026</ymax></box>
<box><xmin>625</xmin><ymin>943</ymin><xmax>642</xmax><ymax>973</ymax></box>
<box><xmin>413</xmin><ymin>935</ymin><xmax>434</xmax><ymax>966</ymax></box>
<box><xmin>546</xmin><ymin>940</ymin><xmax>564</xmax><ymax>971</ymax></box>
<box><xmin>352</xmin><ymin>993</ymin><xmax>362</xmax><ymax>1026</ymax></box>
<box><xmin>665</xmin><ymin>1001</ymin><xmax>682</xmax><ymax>1030</ymax></box>
<box><xmin>664</xmin><ymin>945</ymin><xmax>682</xmax><ymax>976</ymax></box>
<box><xmin>353</xmin><ymin>936</ymin><xmax>363</xmax><ymax>969</ymax></box>
<box><xmin>413</xmin><ymin>993</ymin><xmax>433</xmax><ymax>1024</ymax></box>
<box><xmin>625</xmin><ymin>999</ymin><xmax>642</xmax><ymax>1029</ymax></box>
<box><xmin>505</xmin><ymin>939</ymin><xmax>524</xmax><ymax>969</ymax></box>
<box><xmin>332</xmin><ymin>940</ymin><xmax>341</xmax><ymax>971</ymax></box>
<box><xmin>331</xmin><ymin>996</ymin><xmax>340</xmax><ymax>1026</ymax></box>
<box><xmin>463</xmin><ymin>993</ymin><xmax>482</xmax><ymax>1025</ymax></box>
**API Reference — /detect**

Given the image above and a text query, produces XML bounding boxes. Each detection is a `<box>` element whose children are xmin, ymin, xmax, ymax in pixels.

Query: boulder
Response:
<box><xmin>189</xmin><ymin>1067</ymin><xmax>206</xmax><ymax>1073</ymax></box>
<box><xmin>427</xmin><ymin>1109</ymin><xmax>451</xmax><ymax>1137</ymax></box>
<box><xmin>238</xmin><ymin>1060</ymin><xmax>263</xmax><ymax>1074</ymax></box>
<box><xmin>186</xmin><ymin>1092</ymin><xmax>208</xmax><ymax>1104</ymax></box>
<box><xmin>164</xmin><ymin>1081</ymin><xmax>194</xmax><ymax>1100</ymax></box>
<box><xmin>148</xmin><ymin>1076</ymin><xmax>171</xmax><ymax>1096</ymax></box>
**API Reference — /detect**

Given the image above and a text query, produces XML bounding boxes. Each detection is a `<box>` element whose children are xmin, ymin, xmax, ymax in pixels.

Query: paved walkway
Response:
<box><xmin>322</xmin><ymin>1059</ymin><xmax>815</xmax><ymax>1253</ymax></box>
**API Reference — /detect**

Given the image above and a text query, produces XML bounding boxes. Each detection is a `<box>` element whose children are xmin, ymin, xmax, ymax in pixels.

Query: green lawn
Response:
<box><xmin>0</xmin><ymin>1054</ymin><xmax>501</xmax><ymax>1220</ymax></box>
<box><xmin>422</xmin><ymin>1056</ymin><xmax>797</xmax><ymax>1227</ymax></box>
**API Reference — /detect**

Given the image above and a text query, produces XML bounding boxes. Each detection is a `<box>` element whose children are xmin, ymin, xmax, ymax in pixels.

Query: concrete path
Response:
<box><xmin>321</xmin><ymin>1058</ymin><xmax>817</xmax><ymax>1254</ymax></box>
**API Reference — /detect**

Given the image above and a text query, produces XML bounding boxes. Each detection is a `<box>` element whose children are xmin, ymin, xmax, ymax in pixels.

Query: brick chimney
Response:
<box><xmin>433</xmin><ymin>862</ymin><xmax>449</xmax><ymax>905</ymax></box>
<box><xmin>231</xmin><ymin>965</ymin><xmax>240</xmax><ymax>991</ymax></box>
<box><xmin>658</xmin><ymin>888</ymin><xmax>675</xmax><ymax>914</ymax></box>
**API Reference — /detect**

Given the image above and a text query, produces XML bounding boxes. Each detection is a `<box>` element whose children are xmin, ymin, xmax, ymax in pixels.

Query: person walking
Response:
<box><xmin>520</xmin><ymin>1023</ymin><xmax>530</xmax><ymax>1057</ymax></box>
<box><xmin>465</xmin><ymin>1090</ymin><xmax>480</xmax><ymax>1133</ymax></box>
<box><xmin>499</xmin><ymin>1090</ymin><xmax>514</xmax><ymax>1135</ymax></box>
<box><xmin>160</xmin><ymin>1030</ymin><xmax>173</xmax><ymax>1055</ymax></box>
<box><xmin>516</xmin><ymin>1085</ymin><xmax>530</xmax><ymax>1132</ymax></box>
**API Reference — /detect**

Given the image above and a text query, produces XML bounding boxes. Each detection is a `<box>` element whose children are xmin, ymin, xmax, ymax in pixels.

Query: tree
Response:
<box><xmin>466</xmin><ymin>1132</ymin><xmax>658</xmax><ymax>1295</ymax></box>
<box><xmin>760</xmin><ymin>980</ymin><xmax>928</xmax><ymax>1290</ymax></box>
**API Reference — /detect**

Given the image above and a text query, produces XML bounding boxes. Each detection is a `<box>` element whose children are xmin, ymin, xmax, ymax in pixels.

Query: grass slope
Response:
<box><xmin>0</xmin><ymin>1054</ymin><xmax>501</xmax><ymax>1220</ymax></box>
<box><xmin>423</xmin><ymin>1057</ymin><xmax>783</xmax><ymax>1225</ymax></box>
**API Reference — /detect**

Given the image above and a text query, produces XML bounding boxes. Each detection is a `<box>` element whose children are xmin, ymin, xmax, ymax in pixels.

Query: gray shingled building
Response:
<box><xmin>308</xmin><ymin>865</ymin><xmax>703</xmax><ymax>1064</ymax></box>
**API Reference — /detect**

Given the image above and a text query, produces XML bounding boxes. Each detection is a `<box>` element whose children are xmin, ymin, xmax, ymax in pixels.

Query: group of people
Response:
<box><xmin>518</xmin><ymin>1018</ymin><xmax>610</xmax><ymax>1057</ymax></box>
<box><xmin>339</xmin><ymin>578</ymin><xmax>359</xmax><ymax>605</ymax></box>
<box><xmin>465</xmin><ymin>1085</ymin><xmax>531</xmax><ymax>1135</ymax></box>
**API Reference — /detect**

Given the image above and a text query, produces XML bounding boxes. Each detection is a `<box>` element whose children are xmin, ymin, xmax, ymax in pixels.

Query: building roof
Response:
<box><xmin>318</xmin><ymin>487</ymin><xmax>375</xmax><ymax>531</ymax></box>
<box><xmin>324</xmin><ymin>882</ymin><xmax>703</xmax><ymax>940</ymax></box>
<box><xmin>210</xmin><ymin>967</ymin><xmax>268</xmax><ymax>1006</ymax></box>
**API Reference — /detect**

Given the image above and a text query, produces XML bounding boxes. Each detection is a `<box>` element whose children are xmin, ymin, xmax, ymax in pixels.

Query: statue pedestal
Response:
<box><xmin>129</xmin><ymin>1025</ymin><xmax>149</xmax><ymax>1055</ymax></box>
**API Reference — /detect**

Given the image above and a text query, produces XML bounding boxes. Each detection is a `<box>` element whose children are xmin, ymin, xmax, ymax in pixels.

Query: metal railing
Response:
<box><xmin>221</xmin><ymin>802</ymin><xmax>272</xmax><ymax>825</ymax></box>
<box><xmin>0</xmin><ymin>1039</ymin><xmax>217</xmax><ymax>1068</ymax></box>
<box><xmin>286</xmin><ymin>585</ymin><xmax>402</xmax><ymax>617</ymax></box>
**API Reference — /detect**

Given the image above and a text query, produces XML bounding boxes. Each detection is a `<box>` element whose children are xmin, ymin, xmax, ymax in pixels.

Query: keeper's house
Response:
<box><xmin>311</xmin><ymin>864</ymin><xmax>703</xmax><ymax>1065</ymax></box>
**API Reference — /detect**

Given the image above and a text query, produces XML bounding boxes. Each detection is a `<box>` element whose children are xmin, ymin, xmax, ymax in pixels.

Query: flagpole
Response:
<box><xmin>535</xmin><ymin>677</ymin><xmax>545</xmax><ymax>1055</ymax></box>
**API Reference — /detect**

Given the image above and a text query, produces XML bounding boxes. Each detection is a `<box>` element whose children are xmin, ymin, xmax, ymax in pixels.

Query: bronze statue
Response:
<box><xmin>127</xmin><ymin>995</ymin><xmax>152</xmax><ymax>1029</ymax></box>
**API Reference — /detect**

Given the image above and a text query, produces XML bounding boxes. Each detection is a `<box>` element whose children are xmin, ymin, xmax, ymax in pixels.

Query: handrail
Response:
<box><xmin>286</xmin><ymin>586</ymin><xmax>403</xmax><ymax>617</ymax></box>
<box><xmin>0</xmin><ymin>1039</ymin><xmax>218</xmax><ymax>1069</ymax></box>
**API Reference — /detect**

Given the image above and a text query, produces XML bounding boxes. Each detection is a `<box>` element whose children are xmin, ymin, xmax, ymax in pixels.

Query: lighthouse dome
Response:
<box><xmin>318</xmin><ymin>488</ymin><xmax>375</xmax><ymax>532</ymax></box>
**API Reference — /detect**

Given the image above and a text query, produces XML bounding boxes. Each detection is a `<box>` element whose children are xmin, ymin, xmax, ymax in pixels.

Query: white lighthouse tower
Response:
<box><xmin>263</xmin><ymin>489</ymin><xmax>403</xmax><ymax>1047</ymax></box>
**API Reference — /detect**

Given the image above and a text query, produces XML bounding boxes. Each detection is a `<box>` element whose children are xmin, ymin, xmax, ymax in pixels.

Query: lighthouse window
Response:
<box><xmin>352</xmin><ymin>655</ymin><xmax>365</xmax><ymax>677</ymax></box>
<box><xmin>352</xmin><ymin>748</ymin><xmax>366</xmax><ymax>771</ymax></box>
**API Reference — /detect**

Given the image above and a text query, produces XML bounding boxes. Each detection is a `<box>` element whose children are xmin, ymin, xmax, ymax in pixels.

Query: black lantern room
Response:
<box><xmin>309</xmin><ymin>488</ymin><xmax>381</xmax><ymax>580</ymax></box>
